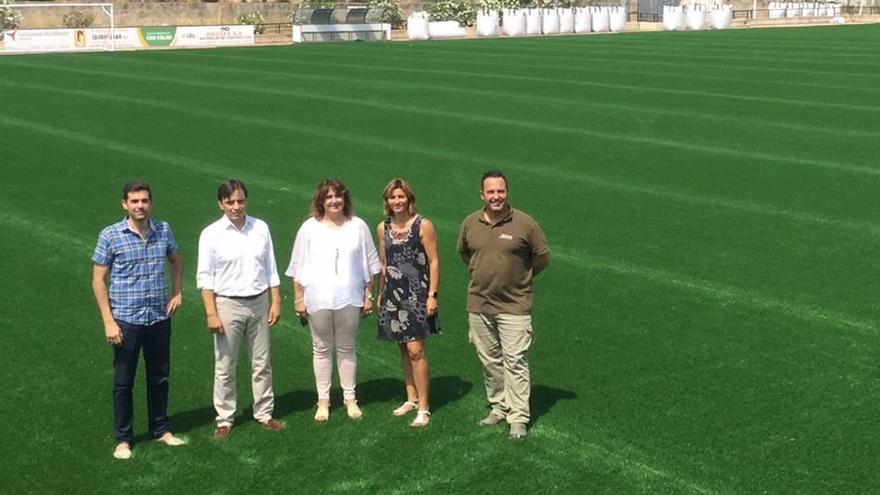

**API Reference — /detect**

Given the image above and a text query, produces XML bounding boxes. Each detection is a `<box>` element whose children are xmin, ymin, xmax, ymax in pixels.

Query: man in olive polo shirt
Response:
<box><xmin>457</xmin><ymin>169</ymin><xmax>550</xmax><ymax>439</ymax></box>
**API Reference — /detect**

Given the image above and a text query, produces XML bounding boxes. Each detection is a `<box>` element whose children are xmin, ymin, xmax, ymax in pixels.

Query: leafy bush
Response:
<box><xmin>480</xmin><ymin>0</ymin><xmax>529</xmax><ymax>10</ymax></box>
<box><xmin>300</xmin><ymin>0</ymin><xmax>336</xmax><ymax>7</ymax></box>
<box><xmin>63</xmin><ymin>10</ymin><xmax>96</xmax><ymax>29</ymax></box>
<box><xmin>237</xmin><ymin>10</ymin><xmax>267</xmax><ymax>34</ymax></box>
<box><xmin>0</xmin><ymin>0</ymin><xmax>23</xmax><ymax>40</ymax></box>
<box><xmin>367</xmin><ymin>0</ymin><xmax>405</xmax><ymax>29</ymax></box>
<box><xmin>428</xmin><ymin>0</ymin><xmax>476</xmax><ymax>26</ymax></box>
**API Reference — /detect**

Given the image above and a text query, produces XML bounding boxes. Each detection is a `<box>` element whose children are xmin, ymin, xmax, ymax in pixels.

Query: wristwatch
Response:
<box><xmin>428</xmin><ymin>291</ymin><xmax>438</xmax><ymax>298</ymax></box>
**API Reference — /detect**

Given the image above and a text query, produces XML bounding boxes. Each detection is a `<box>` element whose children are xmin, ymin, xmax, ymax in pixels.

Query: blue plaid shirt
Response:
<box><xmin>92</xmin><ymin>217</ymin><xmax>179</xmax><ymax>325</ymax></box>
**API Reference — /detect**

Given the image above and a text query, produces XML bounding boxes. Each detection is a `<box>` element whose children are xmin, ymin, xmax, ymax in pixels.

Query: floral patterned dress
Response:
<box><xmin>377</xmin><ymin>216</ymin><xmax>440</xmax><ymax>343</ymax></box>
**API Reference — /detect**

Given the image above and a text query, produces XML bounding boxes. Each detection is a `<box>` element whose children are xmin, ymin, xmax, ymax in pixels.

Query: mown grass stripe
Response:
<box><xmin>87</xmin><ymin>53</ymin><xmax>878</xmax><ymax>139</ymax></box>
<box><xmin>287</xmin><ymin>48</ymin><xmax>880</xmax><ymax>96</ymax></box>
<box><xmin>10</xmin><ymin>59</ymin><xmax>876</xmax><ymax>179</ymax></box>
<box><xmin>408</xmin><ymin>38</ymin><xmax>880</xmax><ymax>73</ymax></box>
<box><xmin>555</xmin><ymin>248</ymin><xmax>878</xmax><ymax>335</ymax></box>
<box><xmin>366</xmin><ymin>39</ymin><xmax>880</xmax><ymax>83</ymax></box>
<box><xmin>5</xmin><ymin>79</ymin><xmax>879</xmax><ymax>239</ymax></box>
<box><xmin>185</xmin><ymin>51</ymin><xmax>880</xmax><ymax>113</ymax></box>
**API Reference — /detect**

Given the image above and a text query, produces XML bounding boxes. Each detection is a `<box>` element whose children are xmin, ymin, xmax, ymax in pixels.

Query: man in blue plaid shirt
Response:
<box><xmin>92</xmin><ymin>180</ymin><xmax>185</xmax><ymax>460</ymax></box>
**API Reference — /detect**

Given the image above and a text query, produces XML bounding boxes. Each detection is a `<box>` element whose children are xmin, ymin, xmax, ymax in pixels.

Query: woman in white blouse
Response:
<box><xmin>286</xmin><ymin>179</ymin><xmax>381</xmax><ymax>422</ymax></box>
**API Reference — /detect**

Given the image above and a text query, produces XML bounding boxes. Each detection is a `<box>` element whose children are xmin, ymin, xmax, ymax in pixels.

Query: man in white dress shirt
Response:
<box><xmin>197</xmin><ymin>179</ymin><xmax>285</xmax><ymax>439</ymax></box>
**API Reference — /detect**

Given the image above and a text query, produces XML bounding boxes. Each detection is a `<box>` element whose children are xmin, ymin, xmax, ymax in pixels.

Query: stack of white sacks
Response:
<box><xmin>768</xmin><ymin>2</ymin><xmax>840</xmax><ymax>18</ymax></box>
<box><xmin>663</xmin><ymin>4</ymin><xmax>732</xmax><ymax>30</ymax></box>
<box><xmin>478</xmin><ymin>6</ymin><xmax>627</xmax><ymax>37</ymax></box>
<box><xmin>409</xmin><ymin>5</ymin><xmax>632</xmax><ymax>40</ymax></box>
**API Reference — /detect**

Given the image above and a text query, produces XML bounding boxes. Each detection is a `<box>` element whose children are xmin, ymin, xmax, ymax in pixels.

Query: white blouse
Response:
<box><xmin>285</xmin><ymin>216</ymin><xmax>381</xmax><ymax>312</ymax></box>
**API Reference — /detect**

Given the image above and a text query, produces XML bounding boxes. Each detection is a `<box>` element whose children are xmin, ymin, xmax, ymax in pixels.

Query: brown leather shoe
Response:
<box><xmin>213</xmin><ymin>425</ymin><xmax>231</xmax><ymax>440</ymax></box>
<box><xmin>261</xmin><ymin>418</ymin><xmax>285</xmax><ymax>432</ymax></box>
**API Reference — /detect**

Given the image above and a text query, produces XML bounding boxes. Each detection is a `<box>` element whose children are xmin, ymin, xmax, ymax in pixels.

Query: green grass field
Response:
<box><xmin>1</xmin><ymin>24</ymin><xmax>878</xmax><ymax>494</ymax></box>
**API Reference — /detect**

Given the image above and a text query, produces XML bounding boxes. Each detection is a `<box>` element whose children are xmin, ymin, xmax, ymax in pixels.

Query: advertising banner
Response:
<box><xmin>1</xmin><ymin>25</ymin><xmax>255</xmax><ymax>53</ymax></box>
<box><xmin>173</xmin><ymin>25</ymin><xmax>255</xmax><ymax>47</ymax></box>
<box><xmin>2</xmin><ymin>28</ymin><xmax>76</xmax><ymax>52</ymax></box>
<box><xmin>85</xmin><ymin>28</ymin><xmax>141</xmax><ymax>50</ymax></box>
<box><xmin>139</xmin><ymin>26</ymin><xmax>177</xmax><ymax>47</ymax></box>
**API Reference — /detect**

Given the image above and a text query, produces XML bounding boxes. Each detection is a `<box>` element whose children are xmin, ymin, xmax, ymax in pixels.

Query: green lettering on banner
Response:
<box><xmin>139</xmin><ymin>27</ymin><xmax>176</xmax><ymax>47</ymax></box>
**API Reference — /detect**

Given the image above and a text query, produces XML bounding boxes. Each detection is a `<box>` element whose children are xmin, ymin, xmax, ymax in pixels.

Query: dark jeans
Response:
<box><xmin>113</xmin><ymin>318</ymin><xmax>172</xmax><ymax>443</ymax></box>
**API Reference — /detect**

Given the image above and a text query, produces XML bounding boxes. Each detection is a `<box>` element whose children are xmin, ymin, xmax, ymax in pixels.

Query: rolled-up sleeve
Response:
<box><xmin>360</xmin><ymin>219</ymin><xmax>381</xmax><ymax>281</ymax></box>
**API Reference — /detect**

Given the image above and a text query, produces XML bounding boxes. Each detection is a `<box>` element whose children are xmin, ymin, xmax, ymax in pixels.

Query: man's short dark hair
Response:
<box><xmin>481</xmin><ymin>169</ymin><xmax>508</xmax><ymax>191</ymax></box>
<box><xmin>122</xmin><ymin>180</ymin><xmax>152</xmax><ymax>200</ymax></box>
<box><xmin>218</xmin><ymin>179</ymin><xmax>248</xmax><ymax>201</ymax></box>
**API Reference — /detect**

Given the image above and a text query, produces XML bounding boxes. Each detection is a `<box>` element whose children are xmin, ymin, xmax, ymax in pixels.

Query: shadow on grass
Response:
<box><xmin>531</xmin><ymin>384</ymin><xmax>577</xmax><ymax>426</ymax></box>
<box><xmin>344</xmin><ymin>375</ymin><xmax>473</xmax><ymax>413</ymax></box>
<box><xmin>153</xmin><ymin>375</ymin><xmax>474</xmax><ymax>439</ymax></box>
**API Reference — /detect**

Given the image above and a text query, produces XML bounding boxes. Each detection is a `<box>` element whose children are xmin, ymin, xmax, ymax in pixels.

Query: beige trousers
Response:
<box><xmin>468</xmin><ymin>312</ymin><xmax>533</xmax><ymax>424</ymax></box>
<box><xmin>214</xmin><ymin>293</ymin><xmax>275</xmax><ymax>427</ymax></box>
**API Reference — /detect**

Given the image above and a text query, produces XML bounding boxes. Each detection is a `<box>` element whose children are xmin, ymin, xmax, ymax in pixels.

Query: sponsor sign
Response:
<box><xmin>174</xmin><ymin>25</ymin><xmax>255</xmax><ymax>47</ymax></box>
<box><xmin>86</xmin><ymin>28</ymin><xmax>141</xmax><ymax>49</ymax></box>
<box><xmin>139</xmin><ymin>26</ymin><xmax>177</xmax><ymax>47</ymax></box>
<box><xmin>1</xmin><ymin>25</ymin><xmax>255</xmax><ymax>53</ymax></box>
<box><xmin>2</xmin><ymin>28</ymin><xmax>75</xmax><ymax>52</ymax></box>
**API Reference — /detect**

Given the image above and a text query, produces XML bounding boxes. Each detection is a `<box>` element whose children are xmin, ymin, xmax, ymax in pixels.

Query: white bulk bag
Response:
<box><xmin>477</xmin><ymin>11</ymin><xmax>499</xmax><ymax>36</ymax></box>
<box><xmin>407</xmin><ymin>12</ymin><xmax>430</xmax><ymax>40</ymax></box>
<box><xmin>710</xmin><ymin>6</ymin><xmax>732</xmax><ymax>28</ymax></box>
<box><xmin>542</xmin><ymin>8</ymin><xmax>560</xmax><ymax>34</ymax></box>
<box><xmin>526</xmin><ymin>8</ymin><xmax>543</xmax><ymax>34</ymax></box>
<box><xmin>503</xmin><ymin>9</ymin><xmax>527</xmax><ymax>35</ymax></box>
<box><xmin>609</xmin><ymin>7</ymin><xmax>627</xmax><ymax>32</ymax></box>
<box><xmin>591</xmin><ymin>7</ymin><xmax>610</xmax><ymax>32</ymax></box>
<box><xmin>559</xmin><ymin>8</ymin><xmax>575</xmax><ymax>33</ymax></box>
<box><xmin>428</xmin><ymin>20</ymin><xmax>466</xmax><ymax>37</ymax></box>
<box><xmin>685</xmin><ymin>6</ymin><xmax>706</xmax><ymax>30</ymax></box>
<box><xmin>575</xmin><ymin>7</ymin><xmax>592</xmax><ymax>32</ymax></box>
<box><xmin>663</xmin><ymin>5</ymin><xmax>684</xmax><ymax>30</ymax></box>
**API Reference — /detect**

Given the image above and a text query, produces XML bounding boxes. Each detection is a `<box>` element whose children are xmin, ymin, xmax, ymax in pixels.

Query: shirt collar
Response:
<box><xmin>479</xmin><ymin>206</ymin><xmax>513</xmax><ymax>226</ymax></box>
<box><xmin>221</xmin><ymin>214</ymin><xmax>252</xmax><ymax>232</ymax></box>
<box><xmin>118</xmin><ymin>216</ymin><xmax>157</xmax><ymax>235</ymax></box>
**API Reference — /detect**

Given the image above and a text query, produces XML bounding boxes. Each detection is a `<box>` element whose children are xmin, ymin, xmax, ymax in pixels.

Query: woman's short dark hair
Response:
<box><xmin>312</xmin><ymin>178</ymin><xmax>352</xmax><ymax>219</ymax></box>
<box><xmin>381</xmin><ymin>178</ymin><xmax>418</xmax><ymax>217</ymax></box>
<box><xmin>217</xmin><ymin>179</ymin><xmax>248</xmax><ymax>201</ymax></box>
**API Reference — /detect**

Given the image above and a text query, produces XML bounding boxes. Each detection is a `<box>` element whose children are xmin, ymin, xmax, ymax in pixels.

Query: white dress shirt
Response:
<box><xmin>285</xmin><ymin>216</ymin><xmax>381</xmax><ymax>312</ymax></box>
<box><xmin>197</xmin><ymin>215</ymin><xmax>281</xmax><ymax>296</ymax></box>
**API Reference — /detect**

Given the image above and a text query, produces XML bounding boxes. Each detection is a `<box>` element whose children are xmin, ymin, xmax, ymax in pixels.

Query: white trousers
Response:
<box><xmin>308</xmin><ymin>305</ymin><xmax>361</xmax><ymax>401</ymax></box>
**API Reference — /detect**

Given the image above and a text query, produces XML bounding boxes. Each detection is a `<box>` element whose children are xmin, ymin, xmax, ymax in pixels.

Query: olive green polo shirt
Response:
<box><xmin>457</xmin><ymin>207</ymin><xmax>549</xmax><ymax>315</ymax></box>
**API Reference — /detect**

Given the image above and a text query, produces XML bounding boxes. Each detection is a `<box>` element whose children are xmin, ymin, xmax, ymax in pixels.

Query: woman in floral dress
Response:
<box><xmin>377</xmin><ymin>178</ymin><xmax>440</xmax><ymax>428</ymax></box>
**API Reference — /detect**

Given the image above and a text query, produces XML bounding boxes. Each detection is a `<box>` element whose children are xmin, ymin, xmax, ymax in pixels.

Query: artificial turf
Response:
<box><xmin>0</xmin><ymin>24</ymin><xmax>878</xmax><ymax>494</ymax></box>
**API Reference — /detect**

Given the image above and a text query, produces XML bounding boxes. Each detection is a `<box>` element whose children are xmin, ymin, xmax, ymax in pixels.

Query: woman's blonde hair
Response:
<box><xmin>382</xmin><ymin>178</ymin><xmax>419</xmax><ymax>217</ymax></box>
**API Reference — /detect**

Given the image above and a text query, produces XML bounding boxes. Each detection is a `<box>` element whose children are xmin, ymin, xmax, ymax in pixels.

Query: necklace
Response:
<box><xmin>390</xmin><ymin>215</ymin><xmax>417</xmax><ymax>241</ymax></box>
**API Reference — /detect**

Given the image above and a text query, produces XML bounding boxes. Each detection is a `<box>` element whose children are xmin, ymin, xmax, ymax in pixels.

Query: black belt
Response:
<box><xmin>218</xmin><ymin>290</ymin><xmax>267</xmax><ymax>301</ymax></box>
